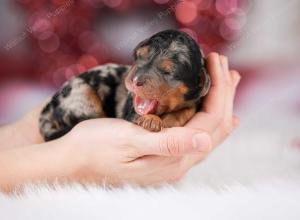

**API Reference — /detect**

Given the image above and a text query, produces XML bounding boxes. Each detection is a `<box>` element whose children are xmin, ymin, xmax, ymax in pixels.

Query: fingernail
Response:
<box><xmin>192</xmin><ymin>133</ymin><xmax>211</xmax><ymax>152</ymax></box>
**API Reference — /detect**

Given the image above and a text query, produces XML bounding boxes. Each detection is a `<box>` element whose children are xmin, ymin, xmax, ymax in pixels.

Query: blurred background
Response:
<box><xmin>0</xmin><ymin>0</ymin><xmax>299</xmax><ymax>142</ymax></box>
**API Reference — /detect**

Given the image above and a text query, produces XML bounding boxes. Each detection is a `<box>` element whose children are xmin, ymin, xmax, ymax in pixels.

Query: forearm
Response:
<box><xmin>0</xmin><ymin>139</ymin><xmax>79</xmax><ymax>192</ymax></box>
<box><xmin>0</xmin><ymin>123</ymin><xmax>32</xmax><ymax>150</ymax></box>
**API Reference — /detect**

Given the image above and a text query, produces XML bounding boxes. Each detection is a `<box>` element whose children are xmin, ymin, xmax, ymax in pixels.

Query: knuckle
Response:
<box><xmin>165</xmin><ymin>135</ymin><xmax>180</xmax><ymax>155</ymax></box>
<box><xmin>159</xmin><ymin>128</ymin><xmax>185</xmax><ymax>156</ymax></box>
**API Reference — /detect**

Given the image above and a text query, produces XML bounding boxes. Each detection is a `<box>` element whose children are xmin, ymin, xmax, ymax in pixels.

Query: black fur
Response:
<box><xmin>122</xmin><ymin>95</ymin><xmax>136</xmax><ymax>122</ymax></box>
<box><xmin>79</xmin><ymin>70</ymin><xmax>102</xmax><ymax>90</ymax></box>
<box><xmin>102</xmin><ymin>74</ymin><xmax>118</xmax><ymax>118</ymax></box>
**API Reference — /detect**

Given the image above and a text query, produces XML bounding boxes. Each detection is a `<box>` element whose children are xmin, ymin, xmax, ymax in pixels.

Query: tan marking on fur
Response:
<box><xmin>165</xmin><ymin>84</ymin><xmax>189</xmax><ymax>112</ymax></box>
<box><xmin>52</xmin><ymin>120</ymin><xmax>59</xmax><ymax>129</ymax></box>
<box><xmin>162</xmin><ymin>106</ymin><xmax>196</xmax><ymax>128</ymax></box>
<box><xmin>85</xmin><ymin>88</ymin><xmax>103</xmax><ymax>116</ymax></box>
<box><xmin>178</xmin><ymin>84</ymin><xmax>188</xmax><ymax>94</ymax></box>
<box><xmin>160</xmin><ymin>59</ymin><xmax>175</xmax><ymax>72</ymax></box>
<box><xmin>61</xmin><ymin>78</ymin><xmax>105</xmax><ymax>118</ymax></box>
<box><xmin>136</xmin><ymin>46</ymin><xmax>150</xmax><ymax>59</ymax></box>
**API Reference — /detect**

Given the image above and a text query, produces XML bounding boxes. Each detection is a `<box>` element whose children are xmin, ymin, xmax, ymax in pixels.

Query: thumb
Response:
<box><xmin>134</xmin><ymin>127</ymin><xmax>212</xmax><ymax>156</ymax></box>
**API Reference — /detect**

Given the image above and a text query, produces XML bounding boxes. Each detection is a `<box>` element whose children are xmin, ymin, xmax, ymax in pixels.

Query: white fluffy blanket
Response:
<box><xmin>1</xmin><ymin>118</ymin><xmax>300</xmax><ymax>220</ymax></box>
<box><xmin>1</xmin><ymin>73</ymin><xmax>300</xmax><ymax>220</ymax></box>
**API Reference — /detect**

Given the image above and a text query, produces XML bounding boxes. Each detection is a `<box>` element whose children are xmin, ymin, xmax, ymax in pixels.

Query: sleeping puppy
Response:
<box><xmin>39</xmin><ymin>29</ymin><xmax>211</xmax><ymax>141</ymax></box>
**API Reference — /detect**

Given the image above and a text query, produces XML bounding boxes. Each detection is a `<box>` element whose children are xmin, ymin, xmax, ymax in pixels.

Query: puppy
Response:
<box><xmin>39</xmin><ymin>30</ymin><xmax>211</xmax><ymax>141</ymax></box>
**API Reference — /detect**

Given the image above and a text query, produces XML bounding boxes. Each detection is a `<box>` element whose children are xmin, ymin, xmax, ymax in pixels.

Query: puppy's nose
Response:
<box><xmin>133</xmin><ymin>75</ymin><xmax>146</xmax><ymax>87</ymax></box>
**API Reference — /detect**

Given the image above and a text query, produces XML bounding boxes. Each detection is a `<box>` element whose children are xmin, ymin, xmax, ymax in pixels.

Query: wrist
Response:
<box><xmin>44</xmin><ymin>137</ymin><xmax>89</xmax><ymax>184</ymax></box>
<box><xmin>59</xmin><ymin>135</ymin><xmax>93</xmax><ymax>183</ymax></box>
<box><xmin>63</xmin><ymin>133</ymin><xmax>109</xmax><ymax>185</ymax></box>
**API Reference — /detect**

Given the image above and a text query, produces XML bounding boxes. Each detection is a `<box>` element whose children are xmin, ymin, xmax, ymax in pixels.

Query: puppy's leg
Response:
<box><xmin>39</xmin><ymin>78</ymin><xmax>105</xmax><ymax>141</ymax></box>
<box><xmin>161</xmin><ymin>106</ymin><xmax>196</xmax><ymax>128</ymax></box>
<box><xmin>135</xmin><ymin>114</ymin><xmax>163</xmax><ymax>132</ymax></box>
<box><xmin>134</xmin><ymin>106</ymin><xmax>196</xmax><ymax>132</ymax></box>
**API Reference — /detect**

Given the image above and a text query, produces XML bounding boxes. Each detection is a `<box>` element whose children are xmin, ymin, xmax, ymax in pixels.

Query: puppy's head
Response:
<box><xmin>125</xmin><ymin>29</ymin><xmax>210</xmax><ymax>116</ymax></box>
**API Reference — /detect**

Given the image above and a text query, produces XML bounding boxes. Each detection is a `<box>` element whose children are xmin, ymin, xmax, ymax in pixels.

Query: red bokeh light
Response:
<box><xmin>0</xmin><ymin>0</ymin><xmax>251</xmax><ymax>87</ymax></box>
<box><xmin>175</xmin><ymin>1</ymin><xmax>198</xmax><ymax>25</ymax></box>
<box><xmin>79</xmin><ymin>54</ymin><xmax>98</xmax><ymax>70</ymax></box>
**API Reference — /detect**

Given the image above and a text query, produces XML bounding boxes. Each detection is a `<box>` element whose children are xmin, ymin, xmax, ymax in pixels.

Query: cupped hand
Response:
<box><xmin>62</xmin><ymin>52</ymin><xmax>240</xmax><ymax>186</ymax></box>
<box><xmin>180</xmin><ymin>53</ymin><xmax>241</xmax><ymax>171</ymax></box>
<box><xmin>63</xmin><ymin>117</ymin><xmax>211</xmax><ymax>186</ymax></box>
<box><xmin>7</xmin><ymin>52</ymin><xmax>240</xmax><ymax>187</ymax></box>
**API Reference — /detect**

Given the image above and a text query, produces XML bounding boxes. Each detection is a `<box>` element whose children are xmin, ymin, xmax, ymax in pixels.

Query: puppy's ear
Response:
<box><xmin>199</xmin><ymin>58</ymin><xmax>211</xmax><ymax>97</ymax></box>
<box><xmin>133</xmin><ymin>38</ymin><xmax>149</xmax><ymax>59</ymax></box>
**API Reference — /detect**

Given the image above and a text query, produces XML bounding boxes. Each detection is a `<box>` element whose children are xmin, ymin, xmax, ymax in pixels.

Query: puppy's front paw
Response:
<box><xmin>136</xmin><ymin>114</ymin><xmax>163</xmax><ymax>132</ymax></box>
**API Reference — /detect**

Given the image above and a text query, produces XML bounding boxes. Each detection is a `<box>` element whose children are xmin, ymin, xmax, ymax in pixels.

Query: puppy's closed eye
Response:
<box><xmin>162</xmin><ymin>70</ymin><xmax>171</xmax><ymax>75</ymax></box>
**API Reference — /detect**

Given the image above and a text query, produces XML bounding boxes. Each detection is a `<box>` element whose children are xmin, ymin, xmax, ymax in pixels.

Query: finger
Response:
<box><xmin>187</xmin><ymin>69</ymin><xmax>241</xmax><ymax>147</ymax></box>
<box><xmin>185</xmin><ymin>112</ymin><xmax>219</xmax><ymax>133</ymax></box>
<box><xmin>186</xmin><ymin>54</ymin><xmax>229</xmax><ymax>132</ymax></box>
<box><xmin>203</xmin><ymin>53</ymin><xmax>226</xmax><ymax>115</ymax></box>
<box><xmin>230</xmin><ymin>70</ymin><xmax>241</xmax><ymax>115</ymax></box>
<box><xmin>223</xmin><ymin>70</ymin><xmax>241</xmax><ymax>126</ymax></box>
<box><xmin>133</xmin><ymin>127</ymin><xmax>212</xmax><ymax>157</ymax></box>
<box><xmin>130</xmin><ymin>155</ymin><xmax>182</xmax><ymax>172</ymax></box>
<box><xmin>206</xmin><ymin>53</ymin><xmax>223</xmax><ymax>87</ymax></box>
<box><xmin>220</xmin><ymin>55</ymin><xmax>233</xmax><ymax>129</ymax></box>
<box><xmin>220</xmin><ymin>55</ymin><xmax>229</xmax><ymax>75</ymax></box>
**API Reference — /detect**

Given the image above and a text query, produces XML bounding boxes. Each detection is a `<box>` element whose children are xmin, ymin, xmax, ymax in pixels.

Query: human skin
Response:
<box><xmin>0</xmin><ymin>53</ymin><xmax>240</xmax><ymax>192</ymax></box>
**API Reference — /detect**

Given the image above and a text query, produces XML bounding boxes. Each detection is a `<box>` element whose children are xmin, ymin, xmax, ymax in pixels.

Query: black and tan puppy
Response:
<box><xmin>39</xmin><ymin>30</ymin><xmax>211</xmax><ymax>141</ymax></box>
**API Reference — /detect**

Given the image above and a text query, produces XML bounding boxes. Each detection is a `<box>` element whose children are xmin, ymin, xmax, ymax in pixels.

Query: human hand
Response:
<box><xmin>61</xmin><ymin>52</ymin><xmax>240</xmax><ymax>186</ymax></box>
<box><xmin>0</xmin><ymin>52</ymin><xmax>240</xmax><ymax>189</ymax></box>
<box><xmin>63</xmin><ymin>117</ymin><xmax>211</xmax><ymax>186</ymax></box>
<box><xmin>180</xmin><ymin>52</ymin><xmax>241</xmax><ymax>171</ymax></box>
